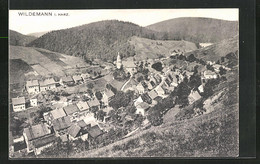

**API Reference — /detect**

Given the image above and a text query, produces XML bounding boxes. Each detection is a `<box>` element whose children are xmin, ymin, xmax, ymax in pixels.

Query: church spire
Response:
<box><xmin>116</xmin><ymin>52</ymin><xmax>122</xmax><ymax>69</ymax></box>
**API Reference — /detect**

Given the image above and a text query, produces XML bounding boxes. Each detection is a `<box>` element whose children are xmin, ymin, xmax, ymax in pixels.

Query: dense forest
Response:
<box><xmin>28</xmin><ymin>20</ymin><xmax>171</xmax><ymax>62</ymax></box>
<box><xmin>147</xmin><ymin>17</ymin><xmax>238</xmax><ymax>43</ymax></box>
<box><xmin>9</xmin><ymin>30</ymin><xmax>37</xmax><ymax>46</ymax></box>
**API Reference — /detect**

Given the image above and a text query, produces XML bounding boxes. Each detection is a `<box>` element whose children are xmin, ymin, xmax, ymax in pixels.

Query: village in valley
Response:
<box><xmin>9</xmin><ymin>9</ymin><xmax>239</xmax><ymax>158</ymax></box>
<box><xmin>9</xmin><ymin>45</ymin><xmax>236</xmax><ymax>157</ymax></box>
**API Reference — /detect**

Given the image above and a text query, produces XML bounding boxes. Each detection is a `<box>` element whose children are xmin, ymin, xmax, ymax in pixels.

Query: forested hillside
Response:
<box><xmin>147</xmin><ymin>17</ymin><xmax>238</xmax><ymax>43</ymax></box>
<box><xmin>28</xmin><ymin>20</ymin><xmax>169</xmax><ymax>62</ymax></box>
<box><xmin>9</xmin><ymin>30</ymin><xmax>37</xmax><ymax>46</ymax></box>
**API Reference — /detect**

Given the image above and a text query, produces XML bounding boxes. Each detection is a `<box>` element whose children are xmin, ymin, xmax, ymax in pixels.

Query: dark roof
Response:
<box><xmin>61</xmin><ymin>76</ymin><xmax>74</xmax><ymax>83</ymax></box>
<box><xmin>68</xmin><ymin>124</ymin><xmax>81</xmax><ymax>138</ymax></box>
<box><xmin>32</xmin><ymin>134</ymin><xmax>56</xmax><ymax>148</ymax></box>
<box><xmin>88</xmin><ymin>125</ymin><xmax>103</xmax><ymax>139</ymax></box>
<box><xmin>148</xmin><ymin>90</ymin><xmax>158</xmax><ymax>99</ymax></box>
<box><xmin>72</xmin><ymin>75</ymin><xmax>82</xmax><ymax>82</ymax></box>
<box><xmin>110</xmin><ymin>79</ymin><xmax>126</xmax><ymax>91</ymax></box>
<box><xmin>12</xmin><ymin>97</ymin><xmax>25</xmax><ymax>105</ymax></box>
<box><xmin>104</xmin><ymin>89</ymin><xmax>115</xmax><ymax>99</ymax></box>
<box><xmin>77</xmin><ymin>120</ymin><xmax>88</xmax><ymax>128</ymax></box>
<box><xmin>39</xmin><ymin>78</ymin><xmax>56</xmax><ymax>86</ymax></box>
<box><xmin>24</xmin><ymin>123</ymin><xmax>51</xmax><ymax>141</ymax></box>
<box><xmin>63</xmin><ymin>104</ymin><xmax>79</xmax><ymax>115</ymax></box>
<box><xmin>87</xmin><ymin>98</ymin><xmax>100</xmax><ymax>108</ymax></box>
<box><xmin>53</xmin><ymin>116</ymin><xmax>71</xmax><ymax>131</ymax></box>
<box><xmin>26</xmin><ymin>80</ymin><xmax>39</xmax><ymax>87</ymax></box>
<box><xmin>13</xmin><ymin>141</ymin><xmax>27</xmax><ymax>152</ymax></box>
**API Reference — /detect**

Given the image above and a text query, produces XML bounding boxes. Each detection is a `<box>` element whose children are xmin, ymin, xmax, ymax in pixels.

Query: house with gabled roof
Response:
<box><xmin>155</xmin><ymin>86</ymin><xmax>166</xmax><ymax>97</ymax></box>
<box><xmin>60</xmin><ymin>76</ymin><xmax>74</xmax><ymax>86</ymax></box>
<box><xmin>26</xmin><ymin>80</ymin><xmax>40</xmax><ymax>94</ymax></box>
<box><xmin>76</xmin><ymin>101</ymin><xmax>90</xmax><ymax>118</ymax></box>
<box><xmin>67</xmin><ymin>123</ymin><xmax>81</xmax><ymax>141</ymax></box>
<box><xmin>87</xmin><ymin>125</ymin><xmax>104</xmax><ymax>141</ymax></box>
<box><xmin>147</xmin><ymin>90</ymin><xmax>159</xmax><ymax>100</ymax></box>
<box><xmin>102</xmin><ymin>89</ymin><xmax>115</xmax><ymax>106</ymax></box>
<box><xmin>72</xmin><ymin>75</ymin><xmax>83</xmax><ymax>84</ymax></box>
<box><xmin>136</xmin><ymin>82</ymin><xmax>145</xmax><ymax>94</ymax></box>
<box><xmin>135</xmin><ymin>102</ymin><xmax>150</xmax><ymax>116</ymax></box>
<box><xmin>87</xmin><ymin>98</ymin><xmax>100</xmax><ymax>110</ymax></box>
<box><xmin>188</xmin><ymin>90</ymin><xmax>202</xmax><ymax>105</ymax></box>
<box><xmin>50</xmin><ymin>108</ymin><xmax>67</xmax><ymax>120</ymax></box>
<box><xmin>23</xmin><ymin>123</ymin><xmax>56</xmax><ymax>155</ymax></box>
<box><xmin>39</xmin><ymin>78</ymin><xmax>56</xmax><ymax>91</ymax></box>
<box><xmin>81</xmin><ymin>73</ymin><xmax>90</xmax><ymax>83</ymax></box>
<box><xmin>63</xmin><ymin>104</ymin><xmax>80</xmax><ymax>122</ymax></box>
<box><xmin>52</xmin><ymin>116</ymin><xmax>71</xmax><ymax>136</ymax></box>
<box><xmin>122</xmin><ymin>59</ymin><xmax>137</xmax><ymax>75</ymax></box>
<box><xmin>12</xmin><ymin>97</ymin><xmax>26</xmax><ymax>112</ymax></box>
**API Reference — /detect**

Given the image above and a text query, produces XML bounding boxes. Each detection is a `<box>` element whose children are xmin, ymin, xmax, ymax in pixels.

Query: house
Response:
<box><xmin>63</xmin><ymin>104</ymin><xmax>80</xmax><ymax>122</ymax></box>
<box><xmin>122</xmin><ymin>59</ymin><xmax>137</xmax><ymax>75</ymax></box>
<box><xmin>72</xmin><ymin>75</ymin><xmax>83</xmax><ymax>84</ymax></box>
<box><xmin>198</xmin><ymin>85</ymin><xmax>204</xmax><ymax>93</ymax></box>
<box><xmin>67</xmin><ymin>123</ymin><xmax>81</xmax><ymax>140</ymax></box>
<box><xmin>81</xmin><ymin>73</ymin><xmax>90</xmax><ymax>83</ymax></box>
<box><xmin>155</xmin><ymin>86</ymin><xmax>166</xmax><ymax>96</ymax></box>
<box><xmin>30</xmin><ymin>98</ymin><xmax>38</xmax><ymax>107</ymax></box>
<box><xmin>102</xmin><ymin>89</ymin><xmax>115</xmax><ymax>106</ymax></box>
<box><xmin>23</xmin><ymin>123</ymin><xmax>55</xmax><ymax>155</ymax></box>
<box><xmin>203</xmin><ymin>70</ymin><xmax>218</xmax><ymax>81</ymax></box>
<box><xmin>76</xmin><ymin>101</ymin><xmax>90</xmax><ymax>118</ymax></box>
<box><xmin>136</xmin><ymin>82</ymin><xmax>145</xmax><ymax>94</ymax></box>
<box><xmin>135</xmin><ymin>102</ymin><xmax>150</xmax><ymax>116</ymax></box>
<box><xmin>212</xmin><ymin>64</ymin><xmax>222</xmax><ymax>73</ymax></box>
<box><xmin>12</xmin><ymin>97</ymin><xmax>26</xmax><ymax>112</ymax></box>
<box><xmin>68</xmin><ymin>121</ymin><xmax>89</xmax><ymax>141</ymax></box>
<box><xmin>12</xmin><ymin>140</ymin><xmax>27</xmax><ymax>155</ymax></box>
<box><xmin>87</xmin><ymin>125</ymin><xmax>103</xmax><ymax>141</ymax></box>
<box><xmin>188</xmin><ymin>90</ymin><xmax>202</xmax><ymax>104</ymax></box>
<box><xmin>121</xmin><ymin>78</ymin><xmax>138</xmax><ymax>91</ymax></box>
<box><xmin>50</xmin><ymin>108</ymin><xmax>67</xmax><ymax>120</ymax></box>
<box><xmin>52</xmin><ymin>116</ymin><xmax>72</xmax><ymax>136</ymax></box>
<box><xmin>134</xmin><ymin>96</ymin><xmax>144</xmax><ymax>107</ymax></box>
<box><xmin>83</xmin><ymin>113</ymin><xmax>97</xmax><ymax>127</ymax></box>
<box><xmin>87</xmin><ymin>98</ymin><xmax>100</xmax><ymax>110</ymax></box>
<box><xmin>109</xmin><ymin>79</ymin><xmax>126</xmax><ymax>91</ymax></box>
<box><xmin>60</xmin><ymin>76</ymin><xmax>74</xmax><ymax>86</ymax></box>
<box><xmin>26</xmin><ymin>80</ymin><xmax>40</xmax><ymax>94</ymax></box>
<box><xmin>39</xmin><ymin>78</ymin><xmax>56</xmax><ymax>91</ymax></box>
<box><xmin>147</xmin><ymin>90</ymin><xmax>159</xmax><ymax>100</ymax></box>
<box><xmin>146</xmin><ymin>80</ymin><xmax>153</xmax><ymax>90</ymax></box>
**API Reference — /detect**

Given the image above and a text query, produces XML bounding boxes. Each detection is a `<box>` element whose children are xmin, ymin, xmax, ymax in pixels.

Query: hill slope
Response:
<box><xmin>10</xmin><ymin>46</ymin><xmax>89</xmax><ymax>82</ymax></box>
<box><xmin>129</xmin><ymin>36</ymin><xmax>197</xmax><ymax>60</ymax></box>
<box><xmin>9</xmin><ymin>30</ymin><xmax>37</xmax><ymax>46</ymax></box>
<box><xmin>28</xmin><ymin>20</ymin><xmax>174</xmax><ymax>62</ymax></box>
<box><xmin>147</xmin><ymin>17</ymin><xmax>238</xmax><ymax>43</ymax></box>
<box><xmin>185</xmin><ymin>35</ymin><xmax>239</xmax><ymax>62</ymax></box>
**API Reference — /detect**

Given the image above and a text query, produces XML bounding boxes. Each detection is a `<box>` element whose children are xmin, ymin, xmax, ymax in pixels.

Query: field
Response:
<box><xmin>185</xmin><ymin>35</ymin><xmax>239</xmax><ymax>62</ymax></box>
<box><xmin>128</xmin><ymin>36</ymin><xmax>198</xmax><ymax>60</ymax></box>
<box><xmin>9</xmin><ymin>46</ymin><xmax>89</xmax><ymax>83</ymax></box>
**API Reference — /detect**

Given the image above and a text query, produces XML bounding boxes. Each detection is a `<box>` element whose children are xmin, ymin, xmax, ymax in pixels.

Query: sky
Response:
<box><xmin>9</xmin><ymin>9</ymin><xmax>238</xmax><ymax>35</ymax></box>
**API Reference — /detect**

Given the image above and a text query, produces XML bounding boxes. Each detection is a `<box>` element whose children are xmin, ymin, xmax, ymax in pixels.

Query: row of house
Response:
<box><xmin>26</xmin><ymin>78</ymin><xmax>57</xmax><ymax>94</ymax></box>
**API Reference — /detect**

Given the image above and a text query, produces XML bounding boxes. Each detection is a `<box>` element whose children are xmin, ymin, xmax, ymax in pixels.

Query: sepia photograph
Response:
<box><xmin>9</xmin><ymin>9</ymin><xmax>239</xmax><ymax>158</ymax></box>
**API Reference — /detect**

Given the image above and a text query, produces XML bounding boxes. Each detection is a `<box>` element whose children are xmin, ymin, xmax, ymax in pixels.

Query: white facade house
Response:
<box><xmin>39</xmin><ymin>78</ymin><xmax>56</xmax><ymax>91</ymax></box>
<box><xmin>30</xmin><ymin>98</ymin><xmax>38</xmax><ymax>107</ymax></box>
<box><xmin>26</xmin><ymin>80</ymin><xmax>40</xmax><ymax>94</ymax></box>
<box><xmin>12</xmin><ymin>97</ymin><xmax>26</xmax><ymax>112</ymax></box>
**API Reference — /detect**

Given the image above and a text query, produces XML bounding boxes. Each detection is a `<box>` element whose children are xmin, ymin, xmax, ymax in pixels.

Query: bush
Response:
<box><xmin>151</xmin><ymin>62</ymin><xmax>163</xmax><ymax>72</ymax></box>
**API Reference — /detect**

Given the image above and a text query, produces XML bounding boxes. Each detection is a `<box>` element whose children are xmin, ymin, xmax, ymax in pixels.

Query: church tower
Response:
<box><xmin>116</xmin><ymin>52</ymin><xmax>122</xmax><ymax>69</ymax></box>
